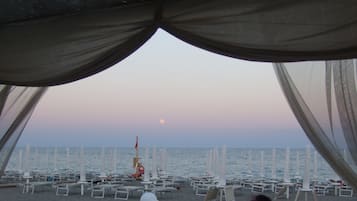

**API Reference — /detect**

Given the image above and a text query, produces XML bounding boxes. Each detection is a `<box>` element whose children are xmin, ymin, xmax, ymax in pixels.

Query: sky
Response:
<box><xmin>17</xmin><ymin>29</ymin><xmax>310</xmax><ymax>148</ymax></box>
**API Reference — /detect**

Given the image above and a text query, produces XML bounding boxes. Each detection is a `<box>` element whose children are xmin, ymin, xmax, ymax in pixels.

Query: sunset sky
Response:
<box><xmin>18</xmin><ymin>29</ymin><xmax>309</xmax><ymax>148</ymax></box>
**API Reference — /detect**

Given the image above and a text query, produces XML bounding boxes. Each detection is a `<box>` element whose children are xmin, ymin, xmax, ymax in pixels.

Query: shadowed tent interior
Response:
<box><xmin>0</xmin><ymin>0</ymin><xmax>357</xmax><ymax>190</ymax></box>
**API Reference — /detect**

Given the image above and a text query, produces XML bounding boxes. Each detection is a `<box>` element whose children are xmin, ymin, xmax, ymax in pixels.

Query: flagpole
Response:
<box><xmin>136</xmin><ymin>136</ymin><xmax>139</xmax><ymax>158</ymax></box>
<box><xmin>133</xmin><ymin>136</ymin><xmax>139</xmax><ymax>169</ymax></box>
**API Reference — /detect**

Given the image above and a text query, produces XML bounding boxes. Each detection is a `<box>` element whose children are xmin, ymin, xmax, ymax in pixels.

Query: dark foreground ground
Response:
<box><xmin>0</xmin><ymin>181</ymin><xmax>356</xmax><ymax>201</ymax></box>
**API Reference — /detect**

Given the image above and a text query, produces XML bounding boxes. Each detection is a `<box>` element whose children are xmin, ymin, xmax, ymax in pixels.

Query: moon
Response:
<box><xmin>159</xmin><ymin>119</ymin><xmax>165</xmax><ymax>125</ymax></box>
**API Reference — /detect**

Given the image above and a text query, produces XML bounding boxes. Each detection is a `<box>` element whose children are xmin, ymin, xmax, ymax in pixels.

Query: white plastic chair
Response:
<box><xmin>91</xmin><ymin>184</ymin><xmax>105</xmax><ymax>198</ymax></box>
<box><xmin>224</xmin><ymin>185</ymin><xmax>236</xmax><ymax>201</ymax></box>
<box><xmin>339</xmin><ymin>186</ymin><xmax>353</xmax><ymax>197</ymax></box>
<box><xmin>204</xmin><ymin>187</ymin><xmax>218</xmax><ymax>201</ymax></box>
<box><xmin>114</xmin><ymin>187</ymin><xmax>129</xmax><ymax>200</ymax></box>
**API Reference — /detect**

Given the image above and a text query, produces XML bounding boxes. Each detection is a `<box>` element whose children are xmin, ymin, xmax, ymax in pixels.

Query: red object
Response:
<box><xmin>139</xmin><ymin>166</ymin><xmax>144</xmax><ymax>175</ymax></box>
<box><xmin>134</xmin><ymin>136</ymin><xmax>138</xmax><ymax>150</ymax></box>
<box><xmin>132</xmin><ymin>164</ymin><xmax>144</xmax><ymax>179</ymax></box>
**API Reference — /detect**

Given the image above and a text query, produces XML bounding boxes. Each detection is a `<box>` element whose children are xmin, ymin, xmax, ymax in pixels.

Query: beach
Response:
<box><xmin>1</xmin><ymin>147</ymin><xmax>355</xmax><ymax>201</ymax></box>
<box><xmin>0</xmin><ymin>178</ymin><xmax>356</xmax><ymax>201</ymax></box>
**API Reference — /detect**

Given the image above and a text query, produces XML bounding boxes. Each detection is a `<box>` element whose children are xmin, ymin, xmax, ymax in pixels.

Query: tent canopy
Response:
<box><xmin>1</xmin><ymin>0</ymin><xmax>357</xmax><ymax>86</ymax></box>
<box><xmin>1</xmin><ymin>0</ymin><xmax>357</xmax><ymax>190</ymax></box>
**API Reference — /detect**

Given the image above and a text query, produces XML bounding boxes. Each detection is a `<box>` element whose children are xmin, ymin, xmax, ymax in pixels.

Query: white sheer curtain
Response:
<box><xmin>274</xmin><ymin>60</ymin><xmax>357</xmax><ymax>189</ymax></box>
<box><xmin>0</xmin><ymin>86</ymin><xmax>46</xmax><ymax>175</ymax></box>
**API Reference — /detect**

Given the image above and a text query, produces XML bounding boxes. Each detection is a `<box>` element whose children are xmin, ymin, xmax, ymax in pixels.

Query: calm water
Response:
<box><xmin>6</xmin><ymin>147</ymin><xmax>338</xmax><ymax>181</ymax></box>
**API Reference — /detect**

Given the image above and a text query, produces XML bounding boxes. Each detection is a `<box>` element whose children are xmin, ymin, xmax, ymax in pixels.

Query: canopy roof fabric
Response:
<box><xmin>1</xmin><ymin>0</ymin><xmax>357</xmax><ymax>86</ymax></box>
<box><xmin>1</xmin><ymin>0</ymin><xmax>357</xmax><ymax>189</ymax></box>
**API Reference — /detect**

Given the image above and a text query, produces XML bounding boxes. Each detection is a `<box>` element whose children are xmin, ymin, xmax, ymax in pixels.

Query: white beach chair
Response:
<box><xmin>204</xmin><ymin>187</ymin><xmax>218</xmax><ymax>201</ymax></box>
<box><xmin>313</xmin><ymin>184</ymin><xmax>332</xmax><ymax>196</ymax></box>
<box><xmin>55</xmin><ymin>182</ymin><xmax>81</xmax><ymax>196</ymax></box>
<box><xmin>114</xmin><ymin>185</ymin><xmax>143</xmax><ymax>200</ymax></box>
<box><xmin>91</xmin><ymin>184</ymin><xmax>105</xmax><ymax>198</ymax></box>
<box><xmin>56</xmin><ymin>183</ymin><xmax>69</xmax><ymax>196</ymax></box>
<box><xmin>21</xmin><ymin>182</ymin><xmax>34</xmax><ymax>194</ymax></box>
<box><xmin>339</xmin><ymin>186</ymin><xmax>353</xmax><ymax>197</ymax></box>
<box><xmin>224</xmin><ymin>185</ymin><xmax>236</xmax><ymax>201</ymax></box>
<box><xmin>252</xmin><ymin>182</ymin><xmax>273</xmax><ymax>193</ymax></box>
<box><xmin>196</xmin><ymin>183</ymin><xmax>216</xmax><ymax>196</ymax></box>
<box><xmin>152</xmin><ymin>186</ymin><xmax>176</xmax><ymax>198</ymax></box>
<box><xmin>30</xmin><ymin>181</ymin><xmax>53</xmax><ymax>194</ymax></box>
<box><xmin>114</xmin><ymin>187</ymin><xmax>129</xmax><ymax>200</ymax></box>
<box><xmin>274</xmin><ymin>184</ymin><xmax>287</xmax><ymax>200</ymax></box>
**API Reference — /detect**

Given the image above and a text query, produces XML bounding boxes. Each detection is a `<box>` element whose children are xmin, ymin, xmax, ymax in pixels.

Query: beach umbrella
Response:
<box><xmin>218</xmin><ymin>145</ymin><xmax>227</xmax><ymax>186</ymax></box>
<box><xmin>295</xmin><ymin>151</ymin><xmax>300</xmax><ymax>178</ymax></box>
<box><xmin>112</xmin><ymin>148</ymin><xmax>117</xmax><ymax>174</ymax></box>
<box><xmin>213</xmin><ymin>147</ymin><xmax>220</xmax><ymax>178</ymax></box>
<box><xmin>79</xmin><ymin>146</ymin><xmax>86</xmax><ymax>182</ymax></box>
<box><xmin>247</xmin><ymin>150</ymin><xmax>252</xmax><ymax>176</ymax></box>
<box><xmin>23</xmin><ymin>145</ymin><xmax>32</xmax><ymax>193</ymax></box>
<box><xmin>271</xmin><ymin>148</ymin><xmax>276</xmax><ymax>179</ymax></box>
<box><xmin>159</xmin><ymin>148</ymin><xmax>168</xmax><ymax>173</ymax></box>
<box><xmin>313</xmin><ymin>150</ymin><xmax>318</xmax><ymax>180</ymax></box>
<box><xmin>206</xmin><ymin>149</ymin><xmax>213</xmax><ymax>176</ymax></box>
<box><xmin>66</xmin><ymin>147</ymin><xmax>70</xmax><ymax>170</ymax></box>
<box><xmin>18</xmin><ymin>149</ymin><xmax>23</xmax><ymax>173</ymax></box>
<box><xmin>24</xmin><ymin>144</ymin><xmax>31</xmax><ymax>175</ymax></box>
<box><xmin>33</xmin><ymin>147</ymin><xmax>39</xmax><ymax>170</ymax></box>
<box><xmin>211</xmin><ymin>148</ymin><xmax>215</xmax><ymax>176</ymax></box>
<box><xmin>53</xmin><ymin>147</ymin><xmax>57</xmax><ymax>171</ymax></box>
<box><xmin>283</xmin><ymin>147</ymin><xmax>290</xmax><ymax>183</ymax></box>
<box><xmin>302</xmin><ymin>146</ymin><xmax>311</xmax><ymax>190</ymax></box>
<box><xmin>211</xmin><ymin>148</ymin><xmax>216</xmax><ymax>177</ymax></box>
<box><xmin>260</xmin><ymin>151</ymin><xmax>265</xmax><ymax>178</ymax></box>
<box><xmin>100</xmin><ymin>147</ymin><xmax>106</xmax><ymax>178</ymax></box>
<box><xmin>143</xmin><ymin>147</ymin><xmax>150</xmax><ymax>182</ymax></box>
<box><xmin>45</xmin><ymin>148</ymin><xmax>49</xmax><ymax>173</ymax></box>
<box><xmin>163</xmin><ymin>149</ymin><xmax>168</xmax><ymax>172</ymax></box>
<box><xmin>151</xmin><ymin>146</ymin><xmax>158</xmax><ymax>179</ymax></box>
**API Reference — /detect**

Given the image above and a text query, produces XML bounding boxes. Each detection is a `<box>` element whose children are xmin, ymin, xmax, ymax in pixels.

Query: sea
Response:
<box><xmin>5</xmin><ymin>147</ymin><xmax>338</xmax><ymax>182</ymax></box>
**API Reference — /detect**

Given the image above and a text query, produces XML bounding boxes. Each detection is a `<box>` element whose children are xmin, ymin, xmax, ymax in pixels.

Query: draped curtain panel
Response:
<box><xmin>0</xmin><ymin>86</ymin><xmax>46</xmax><ymax>175</ymax></box>
<box><xmin>1</xmin><ymin>0</ymin><xmax>357</xmax><ymax>86</ymax></box>
<box><xmin>0</xmin><ymin>1</ymin><xmax>158</xmax><ymax>86</ymax></box>
<box><xmin>274</xmin><ymin>60</ymin><xmax>357</xmax><ymax>189</ymax></box>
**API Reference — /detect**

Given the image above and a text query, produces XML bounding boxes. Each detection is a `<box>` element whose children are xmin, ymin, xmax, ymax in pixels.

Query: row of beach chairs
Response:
<box><xmin>190</xmin><ymin>176</ymin><xmax>355</xmax><ymax>201</ymax></box>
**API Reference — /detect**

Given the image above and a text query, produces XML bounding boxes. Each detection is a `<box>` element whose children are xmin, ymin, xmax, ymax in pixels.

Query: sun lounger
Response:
<box><xmin>204</xmin><ymin>187</ymin><xmax>218</xmax><ymax>201</ymax></box>
<box><xmin>313</xmin><ymin>184</ymin><xmax>330</xmax><ymax>196</ymax></box>
<box><xmin>31</xmin><ymin>181</ymin><xmax>53</xmax><ymax>193</ymax></box>
<box><xmin>20</xmin><ymin>181</ymin><xmax>53</xmax><ymax>194</ymax></box>
<box><xmin>251</xmin><ymin>182</ymin><xmax>274</xmax><ymax>193</ymax></box>
<box><xmin>224</xmin><ymin>185</ymin><xmax>236</xmax><ymax>201</ymax></box>
<box><xmin>277</xmin><ymin>182</ymin><xmax>296</xmax><ymax>199</ymax></box>
<box><xmin>195</xmin><ymin>183</ymin><xmax>216</xmax><ymax>196</ymax></box>
<box><xmin>91</xmin><ymin>184</ymin><xmax>105</xmax><ymax>198</ymax></box>
<box><xmin>55</xmin><ymin>182</ymin><xmax>81</xmax><ymax>196</ymax></box>
<box><xmin>114</xmin><ymin>187</ymin><xmax>129</xmax><ymax>200</ymax></box>
<box><xmin>89</xmin><ymin>182</ymin><xmax>121</xmax><ymax>198</ymax></box>
<box><xmin>56</xmin><ymin>183</ymin><xmax>70</xmax><ymax>196</ymax></box>
<box><xmin>339</xmin><ymin>186</ymin><xmax>353</xmax><ymax>197</ymax></box>
<box><xmin>114</xmin><ymin>186</ymin><xmax>143</xmax><ymax>200</ymax></box>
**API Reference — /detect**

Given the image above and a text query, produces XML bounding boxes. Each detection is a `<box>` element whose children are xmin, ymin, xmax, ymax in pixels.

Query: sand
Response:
<box><xmin>0</xmin><ymin>180</ymin><xmax>356</xmax><ymax>201</ymax></box>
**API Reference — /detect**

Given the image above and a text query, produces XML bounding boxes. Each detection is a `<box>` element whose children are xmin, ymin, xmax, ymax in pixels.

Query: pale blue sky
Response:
<box><xmin>18</xmin><ymin>29</ymin><xmax>309</xmax><ymax>148</ymax></box>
